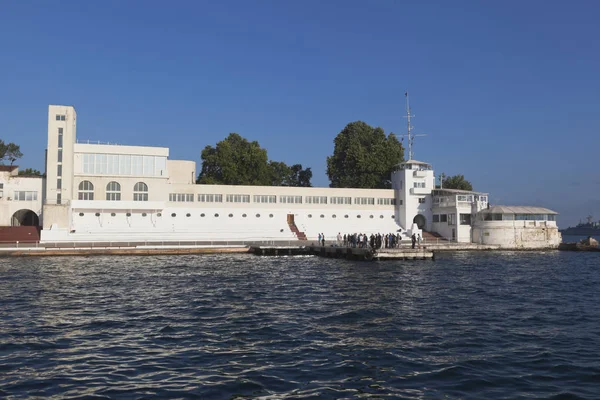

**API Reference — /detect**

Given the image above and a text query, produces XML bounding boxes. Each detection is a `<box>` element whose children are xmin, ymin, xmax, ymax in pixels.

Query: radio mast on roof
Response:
<box><xmin>401</xmin><ymin>91</ymin><xmax>427</xmax><ymax>161</ymax></box>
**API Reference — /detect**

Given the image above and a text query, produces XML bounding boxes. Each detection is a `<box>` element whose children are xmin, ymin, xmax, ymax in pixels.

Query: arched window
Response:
<box><xmin>106</xmin><ymin>181</ymin><xmax>121</xmax><ymax>201</ymax></box>
<box><xmin>78</xmin><ymin>181</ymin><xmax>94</xmax><ymax>200</ymax></box>
<box><xmin>133</xmin><ymin>182</ymin><xmax>148</xmax><ymax>201</ymax></box>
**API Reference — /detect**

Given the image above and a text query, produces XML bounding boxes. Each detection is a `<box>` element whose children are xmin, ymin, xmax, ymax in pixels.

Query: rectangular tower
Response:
<box><xmin>46</xmin><ymin>105</ymin><xmax>76</xmax><ymax>204</ymax></box>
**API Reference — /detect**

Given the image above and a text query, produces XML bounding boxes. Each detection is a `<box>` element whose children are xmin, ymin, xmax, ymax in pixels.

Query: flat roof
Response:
<box><xmin>479</xmin><ymin>205</ymin><xmax>558</xmax><ymax>215</ymax></box>
<box><xmin>433</xmin><ymin>188</ymin><xmax>488</xmax><ymax>195</ymax></box>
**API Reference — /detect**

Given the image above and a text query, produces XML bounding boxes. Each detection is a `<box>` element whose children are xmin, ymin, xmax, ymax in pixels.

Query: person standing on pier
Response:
<box><xmin>417</xmin><ymin>234</ymin><xmax>422</xmax><ymax>248</ymax></box>
<box><xmin>411</xmin><ymin>233</ymin><xmax>416</xmax><ymax>249</ymax></box>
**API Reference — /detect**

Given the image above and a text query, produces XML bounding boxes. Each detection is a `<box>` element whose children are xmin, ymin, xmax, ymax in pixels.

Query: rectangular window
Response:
<box><xmin>57</xmin><ymin>164</ymin><xmax>62</xmax><ymax>177</ymax></box>
<box><xmin>106</xmin><ymin>192</ymin><xmax>121</xmax><ymax>201</ymax></box>
<box><xmin>107</xmin><ymin>154</ymin><xmax>119</xmax><ymax>175</ymax></box>
<box><xmin>169</xmin><ymin>193</ymin><xmax>194</xmax><ymax>202</ymax></box>
<box><xmin>56</xmin><ymin>115</ymin><xmax>61</xmax><ymax>121</ymax></box>
<box><xmin>142</xmin><ymin>155</ymin><xmax>154</xmax><ymax>176</ymax></box>
<box><xmin>460</xmin><ymin>213</ymin><xmax>472</xmax><ymax>225</ymax></box>
<box><xmin>57</xmin><ymin>193</ymin><xmax>61</xmax><ymax>204</ymax></box>
<box><xmin>0</xmin><ymin>183</ymin><xmax>3</xmax><ymax>198</ymax></box>
<box><xmin>413</xmin><ymin>181</ymin><xmax>426</xmax><ymax>188</ymax></box>
<box><xmin>377</xmin><ymin>198</ymin><xmax>396</xmax><ymax>205</ymax></box>
<box><xmin>57</xmin><ymin>149</ymin><xmax>62</xmax><ymax>162</ymax></box>
<box><xmin>354</xmin><ymin>197</ymin><xmax>375</xmax><ymax>205</ymax></box>
<box><xmin>305</xmin><ymin>196</ymin><xmax>327</xmax><ymax>204</ymax></box>
<box><xmin>57</xmin><ymin>179</ymin><xmax>61</xmax><ymax>189</ymax></box>
<box><xmin>253</xmin><ymin>195</ymin><xmax>276</xmax><ymax>203</ymax></box>
<box><xmin>198</xmin><ymin>194</ymin><xmax>223</xmax><ymax>202</ymax></box>
<box><xmin>131</xmin><ymin>155</ymin><xmax>143</xmax><ymax>176</ymax></box>
<box><xmin>58</xmin><ymin>133</ymin><xmax>63</xmax><ymax>148</ymax></box>
<box><xmin>432</xmin><ymin>214</ymin><xmax>440</xmax><ymax>223</ymax></box>
<box><xmin>448</xmin><ymin>213</ymin><xmax>456</xmax><ymax>226</ymax></box>
<box><xmin>226</xmin><ymin>194</ymin><xmax>250</xmax><ymax>203</ymax></box>
<box><xmin>440</xmin><ymin>214</ymin><xmax>448</xmax><ymax>223</ymax></box>
<box><xmin>457</xmin><ymin>195</ymin><xmax>474</xmax><ymax>202</ymax></box>
<box><xmin>120</xmin><ymin>154</ymin><xmax>131</xmax><ymax>175</ymax></box>
<box><xmin>280</xmin><ymin>195</ymin><xmax>302</xmax><ymax>204</ymax></box>
<box><xmin>14</xmin><ymin>191</ymin><xmax>38</xmax><ymax>201</ymax></box>
<box><xmin>418</xmin><ymin>198</ymin><xmax>426</xmax><ymax>204</ymax></box>
<box><xmin>133</xmin><ymin>193</ymin><xmax>148</xmax><ymax>202</ymax></box>
<box><xmin>330</xmin><ymin>196</ymin><xmax>351</xmax><ymax>205</ymax></box>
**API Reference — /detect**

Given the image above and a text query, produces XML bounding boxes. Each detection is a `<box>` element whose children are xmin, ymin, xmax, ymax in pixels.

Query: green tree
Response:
<box><xmin>326</xmin><ymin>121</ymin><xmax>404</xmax><ymax>188</ymax></box>
<box><xmin>18</xmin><ymin>168</ymin><xmax>43</xmax><ymax>176</ymax></box>
<box><xmin>0</xmin><ymin>140</ymin><xmax>23</xmax><ymax>165</ymax></box>
<box><xmin>197</xmin><ymin>133</ymin><xmax>312</xmax><ymax>186</ymax></box>
<box><xmin>289</xmin><ymin>164</ymin><xmax>312</xmax><ymax>187</ymax></box>
<box><xmin>442</xmin><ymin>174</ymin><xmax>473</xmax><ymax>191</ymax></box>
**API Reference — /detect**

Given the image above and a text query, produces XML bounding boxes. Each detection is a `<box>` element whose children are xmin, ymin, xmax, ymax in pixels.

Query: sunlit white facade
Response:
<box><xmin>1</xmin><ymin>104</ymin><xmax>557</xmax><ymax>248</ymax></box>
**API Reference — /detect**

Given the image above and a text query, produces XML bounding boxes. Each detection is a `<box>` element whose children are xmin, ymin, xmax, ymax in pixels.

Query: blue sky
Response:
<box><xmin>1</xmin><ymin>0</ymin><xmax>599</xmax><ymax>227</ymax></box>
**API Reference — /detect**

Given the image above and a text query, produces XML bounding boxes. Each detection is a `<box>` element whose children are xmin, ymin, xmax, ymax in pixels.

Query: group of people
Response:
<box><xmin>334</xmin><ymin>232</ymin><xmax>405</xmax><ymax>249</ymax></box>
<box><xmin>317</xmin><ymin>232</ymin><xmax>424</xmax><ymax>249</ymax></box>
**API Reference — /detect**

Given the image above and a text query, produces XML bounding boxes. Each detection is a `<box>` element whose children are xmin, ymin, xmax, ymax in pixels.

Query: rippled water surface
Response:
<box><xmin>1</xmin><ymin>251</ymin><xmax>600</xmax><ymax>399</ymax></box>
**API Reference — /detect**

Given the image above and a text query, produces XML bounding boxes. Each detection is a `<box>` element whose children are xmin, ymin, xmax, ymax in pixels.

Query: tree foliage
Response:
<box><xmin>326</xmin><ymin>121</ymin><xmax>404</xmax><ymax>188</ymax></box>
<box><xmin>18</xmin><ymin>168</ymin><xmax>43</xmax><ymax>176</ymax></box>
<box><xmin>197</xmin><ymin>133</ymin><xmax>312</xmax><ymax>186</ymax></box>
<box><xmin>0</xmin><ymin>140</ymin><xmax>23</xmax><ymax>165</ymax></box>
<box><xmin>442</xmin><ymin>174</ymin><xmax>473</xmax><ymax>191</ymax></box>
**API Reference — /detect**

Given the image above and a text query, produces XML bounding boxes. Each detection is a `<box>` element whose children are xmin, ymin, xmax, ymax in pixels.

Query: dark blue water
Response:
<box><xmin>1</xmin><ymin>252</ymin><xmax>599</xmax><ymax>399</ymax></box>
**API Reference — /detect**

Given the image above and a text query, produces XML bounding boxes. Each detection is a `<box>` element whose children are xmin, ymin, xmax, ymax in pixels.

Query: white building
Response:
<box><xmin>0</xmin><ymin>104</ymin><xmax>561</xmax><ymax>248</ymax></box>
<box><xmin>0</xmin><ymin>166</ymin><xmax>44</xmax><ymax>227</ymax></box>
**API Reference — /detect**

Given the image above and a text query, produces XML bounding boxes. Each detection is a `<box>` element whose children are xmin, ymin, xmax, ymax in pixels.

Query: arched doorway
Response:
<box><xmin>413</xmin><ymin>214</ymin><xmax>426</xmax><ymax>229</ymax></box>
<box><xmin>11</xmin><ymin>209</ymin><xmax>40</xmax><ymax>226</ymax></box>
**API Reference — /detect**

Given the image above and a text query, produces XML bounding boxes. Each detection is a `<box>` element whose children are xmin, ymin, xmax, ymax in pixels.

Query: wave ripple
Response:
<box><xmin>1</xmin><ymin>252</ymin><xmax>600</xmax><ymax>399</ymax></box>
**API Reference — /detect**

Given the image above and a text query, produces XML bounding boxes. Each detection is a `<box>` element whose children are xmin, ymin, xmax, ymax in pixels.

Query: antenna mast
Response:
<box><xmin>401</xmin><ymin>91</ymin><xmax>426</xmax><ymax>160</ymax></box>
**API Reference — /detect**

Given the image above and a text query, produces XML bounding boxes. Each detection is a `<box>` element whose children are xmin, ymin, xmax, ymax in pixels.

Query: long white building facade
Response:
<box><xmin>0</xmin><ymin>105</ymin><xmax>561</xmax><ymax>248</ymax></box>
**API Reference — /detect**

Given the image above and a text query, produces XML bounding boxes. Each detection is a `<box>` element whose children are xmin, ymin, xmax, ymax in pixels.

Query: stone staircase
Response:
<box><xmin>421</xmin><ymin>230</ymin><xmax>447</xmax><ymax>242</ymax></box>
<box><xmin>288</xmin><ymin>222</ymin><xmax>307</xmax><ymax>240</ymax></box>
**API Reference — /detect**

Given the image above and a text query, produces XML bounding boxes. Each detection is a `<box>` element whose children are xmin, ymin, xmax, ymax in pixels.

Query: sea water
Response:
<box><xmin>1</xmin><ymin>252</ymin><xmax>599</xmax><ymax>399</ymax></box>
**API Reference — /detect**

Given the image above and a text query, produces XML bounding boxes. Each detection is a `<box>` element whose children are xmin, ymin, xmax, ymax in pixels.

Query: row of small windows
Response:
<box><xmin>482</xmin><ymin>213</ymin><xmax>556</xmax><ymax>221</ymax></box>
<box><xmin>307</xmin><ymin>214</ymin><xmax>395</xmax><ymax>219</ymax></box>
<box><xmin>77</xmin><ymin>212</ymin><xmax>278</xmax><ymax>218</ymax></box>
<box><xmin>169</xmin><ymin>193</ymin><xmax>194</xmax><ymax>202</ymax></box>
<box><xmin>192</xmin><ymin>194</ymin><xmax>395</xmax><ymax>205</ymax></box>
<box><xmin>78</xmin><ymin>181</ymin><xmax>148</xmax><ymax>201</ymax></box>
<box><xmin>55</xmin><ymin>114</ymin><xmax>66</xmax><ymax>121</ymax></box>
<box><xmin>75</xmin><ymin>212</ymin><xmax>395</xmax><ymax>219</ymax></box>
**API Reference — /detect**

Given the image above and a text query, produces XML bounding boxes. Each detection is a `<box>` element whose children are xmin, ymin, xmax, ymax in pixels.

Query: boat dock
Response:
<box><xmin>249</xmin><ymin>245</ymin><xmax>434</xmax><ymax>261</ymax></box>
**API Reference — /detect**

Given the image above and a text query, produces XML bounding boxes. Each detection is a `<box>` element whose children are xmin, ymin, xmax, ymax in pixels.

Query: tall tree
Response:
<box><xmin>197</xmin><ymin>133</ymin><xmax>312</xmax><ymax>186</ymax></box>
<box><xmin>267</xmin><ymin>162</ymin><xmax>312</xmax><ymax>187</ymax></box>
<box><xmin>197</xmin><ymin>133</ymin><xmax>270</xmax><ymax>185</ymax></box>
<box><xmin>0</xmin><ymin>140</ymin><xmax>23</xmax><ymax>165</ymax></box>
<box><xmin>326</xmin><ymin>121</ymin><xmax>404</xmax><ymax>188</ymax></box>
<box><xmin>442</xmin><ymin>174</ymin><xmax>473</xmax><ymax>191</ymax></box>
<box><xmin>18</xmin><ymin>168</ymin><xmax>43</xmax><ymax>176</ymax></box>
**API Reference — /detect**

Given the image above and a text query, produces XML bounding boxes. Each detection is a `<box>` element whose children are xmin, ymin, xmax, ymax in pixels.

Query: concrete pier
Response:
<box><xmin>250</xmin><ymin>245</ymin><xmax>435</xmax><ymax>261</ymax></box>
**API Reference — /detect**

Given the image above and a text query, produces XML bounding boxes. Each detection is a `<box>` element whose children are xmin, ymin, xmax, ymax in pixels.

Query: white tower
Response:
<box><xmin>391</xmin><ymin>93</ymin><xmax>435</xmax><ymax>233</ymax></box>
<box><xmin>43</xmin><ymin>105</ymin><xmax>77</xmax><ymax>230</ymax></box>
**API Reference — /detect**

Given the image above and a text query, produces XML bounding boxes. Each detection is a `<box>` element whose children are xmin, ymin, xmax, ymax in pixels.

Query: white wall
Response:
<box><xmin>0</xmin><ymin>169</ymin><xmax>44</xmax><ymax>226</ymax></box>
<box><xmin>472</xmin><ymin>220</ymin><xmax>561</xmax><ymax>248</ymax></box>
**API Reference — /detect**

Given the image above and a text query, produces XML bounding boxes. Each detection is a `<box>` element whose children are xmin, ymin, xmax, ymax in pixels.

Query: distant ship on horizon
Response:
<box><xmin>561</xmin><ymin>215</ymin><xmax>600</xmax><ymax>236</ymax></box>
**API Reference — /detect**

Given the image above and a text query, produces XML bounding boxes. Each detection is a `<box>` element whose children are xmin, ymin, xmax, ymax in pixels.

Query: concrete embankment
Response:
<box><xmin>0</xmin><ymin>245</ymin><xmax>249</xmax><ymax>257</ymax></box>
